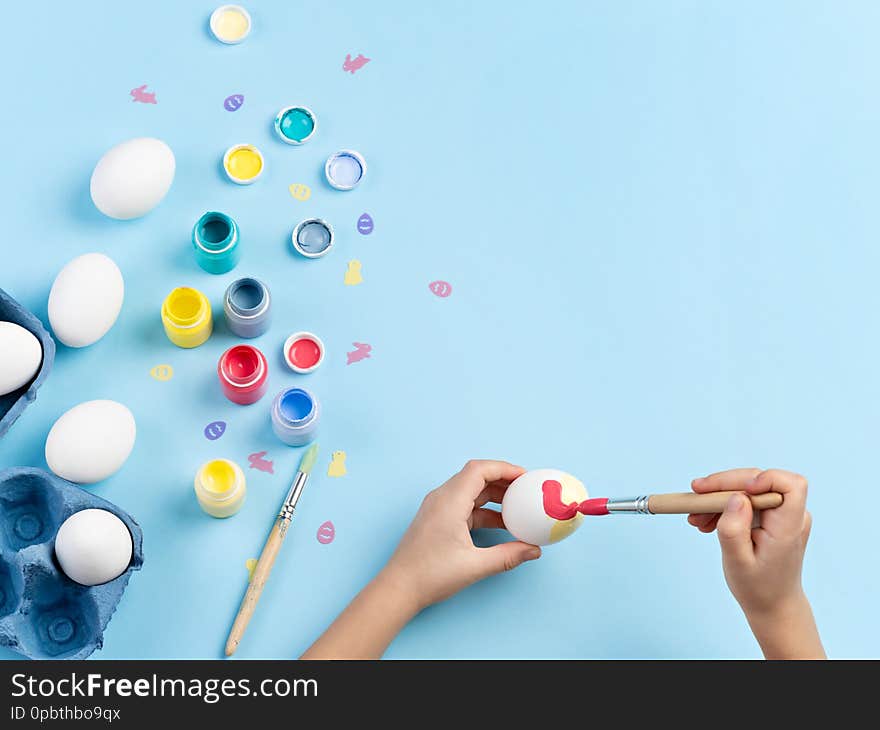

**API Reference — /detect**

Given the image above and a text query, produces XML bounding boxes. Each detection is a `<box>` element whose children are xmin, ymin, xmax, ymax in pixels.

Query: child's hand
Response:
<box><xmin>381</xmin><ymin>460</ymin><xmax>541</xmax><ymax>611</ymax></box>
<box><xmin>688</xmin><ymin>468</ymin><xmax>825</xmax><ymax>659</ymax></box>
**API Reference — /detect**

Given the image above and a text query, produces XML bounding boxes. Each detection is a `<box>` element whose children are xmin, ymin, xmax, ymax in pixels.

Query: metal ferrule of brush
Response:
<box><xmin>606</xmin><ymin>496</ymin><xmax>652</xmax><ymax>514</ymax></box>
<box><xmin>278</xmin><ymin>472</ymin><xmax>308</xmax><ymax>521</ymax></box>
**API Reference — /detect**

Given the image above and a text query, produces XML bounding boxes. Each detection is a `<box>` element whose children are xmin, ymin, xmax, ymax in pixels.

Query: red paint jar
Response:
<box><xmin>218</xmin><ymin>345</ymin><xmax>268</xmax><ymax>405</ymax></box>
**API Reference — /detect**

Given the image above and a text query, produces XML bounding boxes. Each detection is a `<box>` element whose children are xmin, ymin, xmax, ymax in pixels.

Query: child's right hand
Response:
<box><xmin>688</xmin><ymin>468</ymin><xmax>825</xmax><ymax>658</ymax></box>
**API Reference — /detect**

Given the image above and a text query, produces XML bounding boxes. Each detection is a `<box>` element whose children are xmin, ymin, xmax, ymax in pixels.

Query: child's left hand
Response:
<box><xmin>380</xmin><ymin>459</ymin><xmax>542</xmax><ymax>611</ymax></box>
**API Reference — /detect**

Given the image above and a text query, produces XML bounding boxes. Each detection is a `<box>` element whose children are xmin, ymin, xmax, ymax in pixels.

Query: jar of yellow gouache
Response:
<box><xmin>194</xmin><ymin>459</ymin><xmax>246</xmax><ymax>518</ymax></box>
<box><xmin>162</xmin><ymin>287</ymin><xmax>213</xmax><ymax>348</ymax></box>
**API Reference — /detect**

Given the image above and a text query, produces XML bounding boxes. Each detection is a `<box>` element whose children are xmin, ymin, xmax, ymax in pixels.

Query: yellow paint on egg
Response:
<box><xmin>223</xmin><ymin>144</ymin><xmax>264</xmax><ymax>184</ymax></box>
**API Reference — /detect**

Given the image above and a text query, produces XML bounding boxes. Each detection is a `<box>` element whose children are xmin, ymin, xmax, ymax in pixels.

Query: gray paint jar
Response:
<box><xmin>223</xmin><ymin>277</ymin><xmax>271</xmax><ymax>339</ymax></box>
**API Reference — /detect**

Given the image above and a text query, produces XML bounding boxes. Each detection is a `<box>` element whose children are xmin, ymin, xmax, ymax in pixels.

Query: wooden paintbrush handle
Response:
<box><xmin>225</xmin><ymin>518</ymin><xmax>287</xmax><ymax>656</ymax></box>
<box><xmin>647</xmin><ymin>491</ymin><xmax>783</xmax><ymax>515</ymax></box>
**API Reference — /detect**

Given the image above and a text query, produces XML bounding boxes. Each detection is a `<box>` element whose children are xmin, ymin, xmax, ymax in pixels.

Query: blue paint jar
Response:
<box><xmin>223</xmin><ymin>277</ymin><xmax>271</xmax><ymax>338</ymax></box>
<box><xmin>270</xmin><ymin>387</ymin><xmax>319</xmax><ymax>446</ymax></box>
<box><xmin>192</xmin><ymin>212</ymin><xmax>240</xmax><ymax>274</ymax></box>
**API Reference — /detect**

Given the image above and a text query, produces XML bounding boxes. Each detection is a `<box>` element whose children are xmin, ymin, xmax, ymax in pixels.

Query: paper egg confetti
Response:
<box><xmin>429</xmin><ymin>280</ymin><xmax>452</xmax><ymax>298</ymax></box>
<box><xmin>288</xmin><ymin>183</ymin><xmax>312</xmax><ymax>201</ymax></box>
<box><xmin>224</xmin><ymin>94</ymin><xmax>244</xmax><ymax>111</ymax></box>
<box><xmin>90</xmin><ymin>137</ymin><xmax>175</xmax><ymax>220</ymax></box>
<box><xmin>204</xmin><ymin>421</ymin><xmax>226</xmax><ymax>440</ymax></box>
<box><xmin>357</xmin><ymin>213</ymin><xmax>374</xmax><ymax>235</ymax></box>
<box><xmin>149</xmin><ymin>364</ymin><xmax>173</xmax><ymax>381</ymax></box>
<box><xmin>54</xmin><ymin>509</ymin><xmax>133</xmax><ymax>586</ymax></box>
<box><xmin>317</xmin><ymin>521</ymin><xmax>335</xmax><ymax>544</ymax></box>
<box><xmin>501</xmin><ymin>469</ymin><xmax>588</xmax><ymax>546</ymax></box>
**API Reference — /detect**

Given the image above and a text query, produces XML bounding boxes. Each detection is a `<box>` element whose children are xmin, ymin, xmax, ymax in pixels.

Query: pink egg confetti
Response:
<box><xmin>429</xmin><ymin>280</ymin><xmax>452</xmax><ymax>298</ymax></box>
<box><xmin>317</xmin><ymin>521</ymin><xmax>335</xmax><ymax>544</ymax></box>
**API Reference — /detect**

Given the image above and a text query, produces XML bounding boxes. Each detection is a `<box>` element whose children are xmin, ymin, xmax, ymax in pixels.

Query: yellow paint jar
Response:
<box><xmin>162</xmin><ymin>287</ymin><xmax>213</xmax><ymax>348</ymax></box>
<box><xmin>223</xmin><ymin>144</ymin><xmax>264</xmax><ymax>185</ymax></box>
<box><xmin>194</xmin><ymin>459</ymin><xmax>246</xmax><ymax>518</ymax></box>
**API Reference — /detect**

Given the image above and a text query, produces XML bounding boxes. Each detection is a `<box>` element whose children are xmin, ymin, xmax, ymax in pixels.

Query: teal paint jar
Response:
<box><xmin>274</xmin><ymin>106</ymin><xmax>317</xmax><ymax>145</ymax></box>
<box><xmin>192</xmin><ymin>212</ymin><xmax>240</xmax><ymax>274</ymax></box>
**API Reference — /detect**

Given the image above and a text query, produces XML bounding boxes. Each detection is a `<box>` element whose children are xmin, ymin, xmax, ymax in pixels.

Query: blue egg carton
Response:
<box><xmin>0</xmin><ymin>467</ymin><xmax>143</xmax><ymax>659</ymax></box>
<box><xmin>0</xmin><ymin>288</ymin><xmax>55</xmax><ymax>438</ymax></box>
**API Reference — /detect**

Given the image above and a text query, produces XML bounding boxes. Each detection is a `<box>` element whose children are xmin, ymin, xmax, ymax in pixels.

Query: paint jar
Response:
<box><xmin>194</xmin><ymin>459</ymin><xmax>246</xmax><ymax>518</ymax></box>
<box><xmin>209</xmin><ymin>5</ymin><xmax>251</xmax><ymax>44</ymax></box>
<box><xmin>283</xmin><ymin>332</ymin><xmax>324</xmax><ymax>373</ymax></box>
<box><xmin>325</xmin><ymin>150</ymin><xmax>366</xmax><ymax>190</ymax></box>
<box><xmin>218</xmin><ymin>344</ymin><xmax>268</xmax><ymax>405</ymax></box>
<box><xmin>270</xmin><ymin>387</ymin><xmax>320</xmax><ymax>446</ymax></box>
<box><xmin>223</xmin><ymin>144</ymin><xmax>264</xmax><ymax>185</ymax></box>
<box><xmin>161</xmin><ymin>287</ymin><xmax>213</xmax><ymax>348</ymax></box>
<box><xmin>291</xmin><ymin>218</ymin><xmax>334</xmax><ymax>258</ymax></box>
<box><xmin>274</xmin><ymin>106</ymin><xmax>317</xmax><ymax>145</ymax></box>
<box><xmin>223</xmin><ymin>277</ymin><xmax>270</xmax><ymax>338</ymax></box>
<box><xmin>193</xmin><ymin>212</ymin><xmax>240</xmax><ymax>274</ymax></box>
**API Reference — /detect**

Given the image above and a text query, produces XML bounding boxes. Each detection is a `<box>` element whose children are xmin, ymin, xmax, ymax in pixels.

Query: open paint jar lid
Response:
<box><xmin>223</xmin><ymin>144</ymin><xmax>264</xmax><ymax>184</ymax></box>
<box><xmin>210</xmin><ymin>5</ymin><xmax>252</xmax><ymax>44</ymax></box>
<box><xmin>274</xmin><ymin>106</ymin><xmax>317</xmax><ymax>145</ymax></box>
<box><xmin>291</xmin><ymin>218</ymin><xmax>334</xmax><ymax>258</ymax></box>
<box><xmin>284</xmin><ymin>332</ymin><xmax>324</xmax><ymax>373</ymax></box>
<box><xmin>325</xmin><ymin>150</ymin><xmax>366</xmax><ymax>190</ymax></box>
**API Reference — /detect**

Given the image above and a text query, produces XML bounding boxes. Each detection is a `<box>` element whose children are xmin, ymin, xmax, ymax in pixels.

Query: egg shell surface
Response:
<box><xmin>0</xmin><ymin>321</ymin><xmax>42</xmax><ymax>396</ymax></box>
<box><xmin>501</xmin><ymin>468</ymin><xmax>588</xmax><ymax>546</ymax></box>
<box><xmin>45</xmin><ymin>400</ymin><xmax>136</xmax><ymax>484</ymax></box>
<box><xmin>89</xmin><ymin>137</ymin><xmax>175</xmax><ymax>219</ymax></box>
<box><xmin>48</xmin><ymin>253</ymin><xmax>124</xmax><ymax>348</ymax></box>
<box><xmin>54</xmin><ymin>509</ymin><xmax>133</xmax><ymax>586</ymax></box>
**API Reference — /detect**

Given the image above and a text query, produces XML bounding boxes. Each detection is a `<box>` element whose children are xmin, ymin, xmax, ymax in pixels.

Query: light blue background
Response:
<box><xmin>1</xmin><ymin>0</ymin><xmax>878</xmax><ymax>659</ymax></box>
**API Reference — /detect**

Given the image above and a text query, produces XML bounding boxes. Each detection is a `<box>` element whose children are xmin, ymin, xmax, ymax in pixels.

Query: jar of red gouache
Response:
<box><xmin>218</xmin><ymin>345</ymin><xmax>268</xmax><ymax>404</ymax></box>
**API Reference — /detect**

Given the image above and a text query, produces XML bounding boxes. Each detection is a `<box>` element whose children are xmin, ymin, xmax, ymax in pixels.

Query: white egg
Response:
<box><xmin>0</xmin><ymin>321</ymin><xmax>42</xmax><ymax>396</ymax></box>
<box><xmin>501</xmin><ymin>468</ymin><xmax>589</xmax><ymax>546</ymax></box>
<box><xmin>55</xmin><ymin>509</ymin><xmax>133</xmax><ymax>586</ymax></box>
<box><xmin>45</xmin><ymin>400</ymin><xmax>136</xmax><ymax>484</ymax></box>
<box><xmin>90</xmin><ymin>137</ymin><xmax>175</xmax><ymax>220</ymax></box>
<box><xmin>48</xmin><ymin>253</ymin><xmax>124</xmax><ymax>348</ymax></box>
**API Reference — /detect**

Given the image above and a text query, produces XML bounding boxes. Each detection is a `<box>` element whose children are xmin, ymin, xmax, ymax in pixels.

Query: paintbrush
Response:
<box><xmin>577</xmin><ymin>491</ymin><xmax>783</xmax><ymax>516</ymax></box>
<box><xmin>225</xmin><ymin>443</ymin><xmax>319</xmax><ymax>657</ymax></box>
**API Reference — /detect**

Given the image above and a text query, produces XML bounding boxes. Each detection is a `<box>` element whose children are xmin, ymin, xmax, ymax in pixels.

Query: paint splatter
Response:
<box><xmin>224</xmin><ymin>94</ymin><xmax>244</xmax><ymax>111</ymax></box>
<box><xmin>328</xmin><ymin>451</ymin><xmax>347</xmax><ymax>477</ymax></box>
<box><xmin>346</xmin><ymin>342</ymin><xmax>371</xmax><ymax>365</ymax></box>
<box><xmin>429</xmin><ymin>280</ymin><xmax>452</xmax><ymax>298</ymax></box>
<box><xmin>245</xmin><ymin>558</ymin><xmax>257</xmax><ymax>581</ymax></box>
<box><xmin>149</xmin><ymin>364</ymin><xmax>173</xmax><ymax>381</ymax></box>
<box><xmin>317</xmin><ymin>521</ymin><xmax>336</xmax><ymax>544</ymax></box>
<box><xmin>288</xmin><ymin>183</ymin><xmax>312</xmax><ymax>201</ymax></box>
<box><xmin>204</xmin><ymin>421</ymin><xmax>226</xmax><ymax>440</ymax></box>
<box><xmin>130</xmin><ymin>84</ymin><xmax>157</xmax><ymax>104</ymax></box>
<box><xmin>344</xmin><ymin>260</ymin><xmax>363</xmax><ymax>286</ymax></box>
<box><xmin>357</xmin><ymin>213</ymin><xmax>374</xmax><ymax>235</ymax></box>
<box><xmin>342</xmin><ymin>53</ymin><xmax>371</xmax><ymax>74</ymax></box>
<box><xmin>248</xmin><ymin>451</ymin><xmax>274</xmax><ymax>474</ymax></box>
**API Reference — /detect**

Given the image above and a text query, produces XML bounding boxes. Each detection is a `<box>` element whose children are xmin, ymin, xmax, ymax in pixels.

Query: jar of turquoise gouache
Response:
<box><xmin>192</xmin><ymin>212</ymin><xmax>240</xmax><ymax>274</ymax></box>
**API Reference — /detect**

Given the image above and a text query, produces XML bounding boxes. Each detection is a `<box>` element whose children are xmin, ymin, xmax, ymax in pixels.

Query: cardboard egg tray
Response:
<box><xmin>0</xmin><ymin>467</ymin><xmax>143</xmax><ymax>659</ymax></box>
<box><xmin>0</xmin><ymin>288</ymin><xmax>55</xmax><ymax>438</ymax></box>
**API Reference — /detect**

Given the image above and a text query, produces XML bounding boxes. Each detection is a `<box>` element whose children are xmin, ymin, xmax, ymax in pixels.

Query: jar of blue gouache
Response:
<box><xmin>224</xmin><ymin>277</ymin><xmax>271</xmax><ymax>338</ymax></box>
<box><xmin>193</xmin><ymin>211</ymin><xmax>240</xmax><ymax>274</ymax></box>
<box><xmin>271</xmin><ymin>387</ymin><xmax>320</xmax><ymax>446</ymax></box>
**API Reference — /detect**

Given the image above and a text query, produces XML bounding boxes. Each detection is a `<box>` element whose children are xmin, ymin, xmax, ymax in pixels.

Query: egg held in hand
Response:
<box><xmin>54</xmin><ymin>509</ymin><xmax>133</xmax><ymax>586</ymax></box>
<box><xmin>501</xmin><ymin>469</ymin><xmax>588</xmax><ymax>546</ymax></box>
